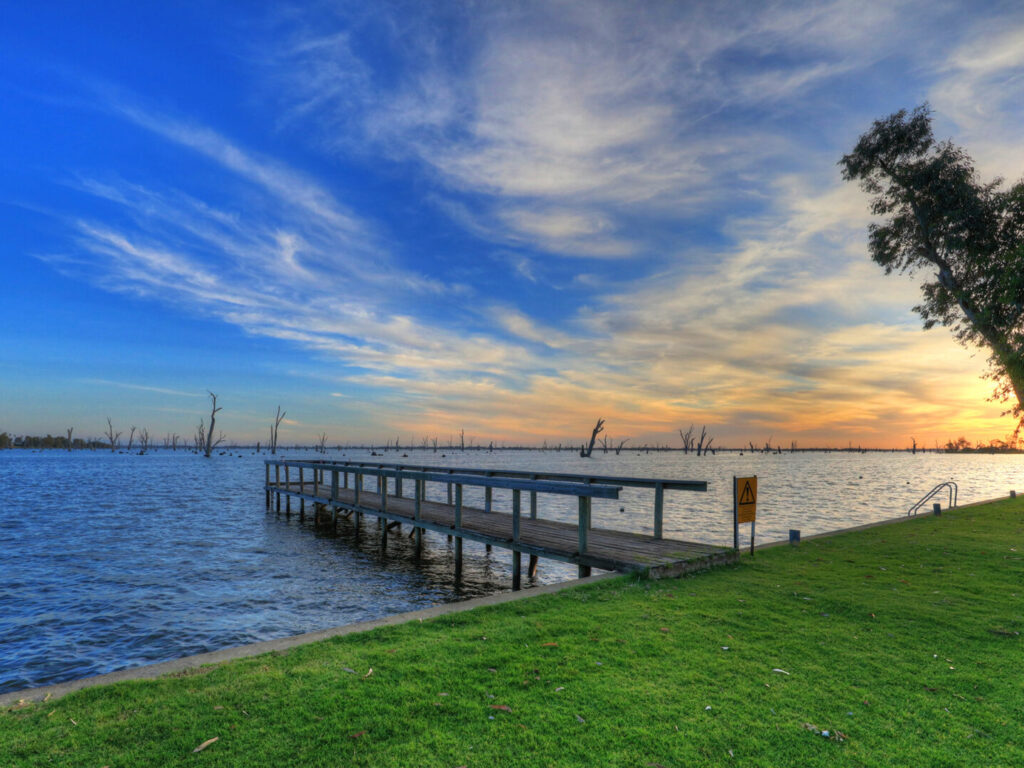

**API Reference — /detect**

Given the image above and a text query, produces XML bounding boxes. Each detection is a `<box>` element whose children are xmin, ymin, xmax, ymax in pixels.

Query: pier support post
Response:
<box><xmin>454</xmin><ymin>484</ymin><xmax>463</xmax><ymax>580</ymax></box>
<box><xmin>285</xmin><ymin>465</ymin><xmax>291</xmax><ymax>516</ymax></box>
<box><xmin>275</xmin><ymin>464</ymin><xmax>281</xmax><ymax>513</ymax></box>
<box><xmin>484</xmin><ymin>485</ymin><xmax>493</xmax><ymax>552</ymax></box>
<box><xmin>265</xmin><ymin>464</ymin><xmax>270</xmax><ymax>509</ymax></box>
<box><xmin>512</xmin><ymin>489</ymin><xmax>522</xmax><ymax>590</ymax></box>
<box><xmin>578</xmin><ymin>496</ymin><xmax>591</xmax><ymax>578</ymax></box>
<box><xmin>654</xmin><ymin>482</ymin><xmax>664</xmax><ymax>540</ymax></box>
<box><xmin>414</xmin><ymin>479</ymin><xmax>423</xmax><ymax>557</ymax></box>
<box><xmin>380</xmin><ymin>475</ymin><xmax>388</xmax><ymax>554</ymax></box>
<box><xmin>528</xmin><ymin>487</ymin><xmax>538</xmax><ymax>578</ymax></box>
<box><xmin>331</xmin><ymin>470</ymin><xmax>339</xmax><ymax>529</ymax></box>
<box><xmin>299</xmin><ymin>467</ymin><xmax>305</xmax><ymax>518</ymax></box>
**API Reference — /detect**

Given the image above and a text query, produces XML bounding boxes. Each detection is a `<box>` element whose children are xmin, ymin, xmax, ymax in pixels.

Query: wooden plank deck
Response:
<box><xmin>269</xmin><ymin>480</ymin><xmax>737</xmax><ymax>578</ymax></box>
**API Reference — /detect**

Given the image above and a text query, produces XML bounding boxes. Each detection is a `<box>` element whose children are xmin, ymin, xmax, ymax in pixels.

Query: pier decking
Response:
<box><xmin>265</xmin><ymin>459</ymin><xmax>737</xmax><ymax>586</ymax></box>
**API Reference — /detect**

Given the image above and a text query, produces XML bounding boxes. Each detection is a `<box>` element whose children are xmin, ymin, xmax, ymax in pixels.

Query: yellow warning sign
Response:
<box><xmin>736</xmin><ymin>476</ymin><xmax>757</xmax><ymax>523</ymax></box>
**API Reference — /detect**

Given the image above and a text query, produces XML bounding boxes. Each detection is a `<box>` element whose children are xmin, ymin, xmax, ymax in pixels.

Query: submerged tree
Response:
<box><xmin>580</xmin><ymin>418</ymin><xmax>605</xmax><ymax>458</ymax></box>
<box><xmin>270</xmin><ymin>405</ymin><xmax>286</xmax><ymax>454</ymax></box>
<box><xmin>204</xmin><ymin>392</ymin><xmax>225</xmax><ymax>458</ymax></box>
<box><xmin>104</xmin><ymin>417</ymin><xmax>121</xmax><ymax>452</ymax></box>
<box><xmin>841</xmin><ymin>104</ymin><xmax>1024</xmax><ymax>431</ymax></box>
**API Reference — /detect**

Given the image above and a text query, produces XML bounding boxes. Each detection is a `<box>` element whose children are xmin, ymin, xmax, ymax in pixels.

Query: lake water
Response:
<box><xmin>1</xmin><ymin>448</ymin><xmax>1020</xmax><ymax>694</ymax></box>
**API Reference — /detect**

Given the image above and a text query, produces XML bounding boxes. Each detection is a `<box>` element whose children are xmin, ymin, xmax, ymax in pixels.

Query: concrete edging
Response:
<box><xmin>0</xmin><ymin>572</ymin><xmax>620</xmax><ymax>707</ymax></box>
<box><xmin>755</xmin><ymin>494</ymin><xmax>1015</xmax><ymax>550</ymax></box>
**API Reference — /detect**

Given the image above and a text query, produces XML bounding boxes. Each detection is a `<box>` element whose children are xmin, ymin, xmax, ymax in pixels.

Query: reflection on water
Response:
<box><xmin>1</xmin><ymin>448</ymin><xmax>1020</xmax><ymax>693</ymax></box>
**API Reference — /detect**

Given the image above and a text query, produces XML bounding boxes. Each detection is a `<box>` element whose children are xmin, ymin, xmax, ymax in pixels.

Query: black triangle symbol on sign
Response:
<box><xmin>739</xmin><ymin>481</ymin><xmax>755</xmax><ymax>505</ymax></box>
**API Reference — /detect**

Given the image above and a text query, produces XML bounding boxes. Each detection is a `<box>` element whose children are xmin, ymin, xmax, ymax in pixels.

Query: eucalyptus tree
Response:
<box><xmin>841</xmin><ymin>105</ymin><xmax>1024</xmax><ymax>430</ymax></box>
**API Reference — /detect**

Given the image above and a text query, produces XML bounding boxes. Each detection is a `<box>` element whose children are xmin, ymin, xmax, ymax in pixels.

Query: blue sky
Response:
<box><xmin>2</xmin><ymin>0</ymin><xmax>1023</xmax><ymax>447</ymax></box>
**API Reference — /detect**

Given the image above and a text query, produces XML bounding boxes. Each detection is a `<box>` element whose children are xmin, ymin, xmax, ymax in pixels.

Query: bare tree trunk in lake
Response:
<box><xmin>66</xmin><ymin>427</ymin><xmax>73</xmax><ymax>452</ymax></box>
<box><xmin>271</xmin><ymin>406</ymin><xmax>286</xmax><ymax>454</ymax></box>
<box><xmin>696</xmin><ymin>425</ymin><xmax>711</xmax><ymax>457</ymax></box>
<box><xmin>600</xmin><ymin>435</ymin><xmax>610</xmax><ymax>454</ymax></box>
<box><xmin>203</xmin><ymin>392</ymin><xmax>222</xmax><ymax>458</ymax></box>
<box><xmin>911</xmin><ymin>437</ymin><xmax>917</xmax><ymax>455</ymax></box>
<box><xmin>105</xmin><ymin>418</ymin><xmax>121</xmax><ymax>452</ymax></box>
<box><xmin>679</xmin><ymin>425</ymin><xmax>695</xmax><ymax>454</ymax></box>
<box><xmin>172</xmin><ymin>434</ymin><xmax>179</xmax><ymax>451</ymax></box>
<box><xmin>126</xmin><ymin>426</ymin><xmax>136</xmax><ymax>452</ymax></box>
<box><xmin>615</xmin><ymin>438</ymin><xmax>629</xmax><ymax>455</ymax></box>
<box><xmin>580</xmin><ymin>418</ymin><xmax>605</xmax><ymax>458</ymax></box>
<box><xmin>460</xmin><ymin>429</ymin><xmax>465</xmax><ymax>451</ymax></box>
<box><xmin>317</xmin><ymin>432</ymin><xmax>327</xmax><ymax>453</ymax></box>
<box><xmin>195</xmin><ymin>420</ymin><xmax>205</xmax><ymax>452</ymax></box>
<box><xmin>432</xmin><ymin>437</ymin><xmax>438</xmax><ymax>453</ymax></box>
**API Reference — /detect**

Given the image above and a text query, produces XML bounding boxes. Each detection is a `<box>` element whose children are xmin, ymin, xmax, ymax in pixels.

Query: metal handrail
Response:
<box><xmin>284</xmin><ymin>457</ymin><xmax>707</xmax><ymax>492</ymax></box>
<box><xmin>908</xmin><ymin>481</ymin><xmax>958</xmax><ymax>516</ymax></box>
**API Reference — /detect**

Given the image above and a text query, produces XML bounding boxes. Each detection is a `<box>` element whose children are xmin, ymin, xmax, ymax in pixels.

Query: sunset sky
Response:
<box><xmin>2</xmin><ymin>1</ymin><xmax>1022</xmax><ymax>448</ymax></box>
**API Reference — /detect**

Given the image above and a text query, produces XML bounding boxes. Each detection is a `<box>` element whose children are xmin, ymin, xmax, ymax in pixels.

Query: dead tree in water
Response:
<box><xmin>679</xmin><ymin>425</ymin><xmax>695</xmax><ymax>454</ymax></box>
<box><xmin>695</xmin><ymin>425</ymin><xmax>712</xmax><ymax>456</ymax></box>
<box><xmin>459</xmin><ymin>429</ymin><xmax>465</xmax><ymax>451</ymax></box>
<box><xmin>66</xmin><ymin>427</ymin><xmax>73</xmax><ymax>452</ymax></box>
<box><xmin>194</xmin><ymin>420</ymin><xmax>206</xmax><ymax>452</ymax></box>
<box><xmin>171</xmin><ymin>434</ymin><xmax>179</xmax><ymax>451</ymax></box>
<box><xmin>615</xmin><ymin>438</ymin><xmax>630</xmax><ymax>455</ymax></box>
<box><xmin>138</xmin><ymin>428</ymin><xmax>150</xmax><ymax>453</ymax></box>
<box><xmin>432</xmin><ymin>437</ymin><xmax>438</xmax><ymax>453</ymax></box>
<box><xmin>270</xmin><ymin>406</ymin><xmax>286</xmax><ymax>454</ymax></box>
<box><xmin>104</xmin><ymin>418</ymin><xmax>121</xmax><ymax>452</ymax></box>
<box><xmin>580</xmin><ymin>418</ymin><xmax>605</xmax><ymax>457</ymax></box>
<box><xmin>317</xmin><ymin>432</ymin><xmax>328</xmax><ymax>453</ymax></box>
<box><xmin>204</xmin><ymin>392</ymin><xmax>223</xmax><ymax>458</ymax></box>
<box><xmin>911</xmin><ymin>437</ymin><xmax>917</xmax><ymax>455</ymax></box>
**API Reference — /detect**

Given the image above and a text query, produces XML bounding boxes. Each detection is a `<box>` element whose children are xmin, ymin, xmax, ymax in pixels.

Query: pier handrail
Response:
<box><xmin>264</xmin><ymin>459</ymin><xmax>621</xmax><ymax>499</ymax></box>
<box><xmin>908</xmin><ymin>481</ymin><xmax>958</xmax><ymax>516</ymax></box>
<box><xmin>281</xmin><ymin>457</ymin><xmax>707</xmax><ymax>492</ymax></box>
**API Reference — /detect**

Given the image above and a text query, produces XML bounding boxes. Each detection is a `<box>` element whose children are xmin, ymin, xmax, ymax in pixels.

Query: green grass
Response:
<box><xmin>3</xmin><ymin>498</ymin><xmax>1023</xmax><ymax>767</ymax></box>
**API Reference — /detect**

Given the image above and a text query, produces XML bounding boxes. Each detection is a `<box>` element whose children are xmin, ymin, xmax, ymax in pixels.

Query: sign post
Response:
<box><xmin>733</xmin><ymin>475</ymin><xmax>757</xmax><ymax>555</ymax></box>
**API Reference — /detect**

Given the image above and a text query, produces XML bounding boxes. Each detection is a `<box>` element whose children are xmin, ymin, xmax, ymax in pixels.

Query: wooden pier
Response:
<box><xmin>264</xmin><ymin>459</ymin><xmax>737</xmax><ymax>587</ymax></box>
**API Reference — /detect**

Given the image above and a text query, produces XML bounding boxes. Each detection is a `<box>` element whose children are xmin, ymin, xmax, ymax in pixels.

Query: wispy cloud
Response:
<box><xmin>80</xmin><ymin>379</ymin><xmax>206</xmax><ymax>398</ymax></box>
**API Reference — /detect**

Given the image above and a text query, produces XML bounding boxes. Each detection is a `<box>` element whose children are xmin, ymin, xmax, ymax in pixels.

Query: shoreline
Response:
<box><xmin>4</xmin><ymin>493</ymin><xmax>1013</xmax><ymax>707</ymax></box>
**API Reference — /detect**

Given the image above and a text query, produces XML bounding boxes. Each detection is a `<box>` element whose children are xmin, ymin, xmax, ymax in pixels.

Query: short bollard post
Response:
<box><xmin>789</xmin><ymin>529</ymin><xmax>801</xmax><ymax>546</ymax></box>
<box><xmin>1011</xmin><ymin>490</ymin><xmax>1017</xmax><ymax>499</ymax></box>
<box><xmin>933</xmin><ymin>502</ymin><xmax>941</xmax><ymax>516</ymax></box>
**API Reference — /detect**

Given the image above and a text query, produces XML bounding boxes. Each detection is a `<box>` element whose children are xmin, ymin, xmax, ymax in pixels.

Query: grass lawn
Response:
<box><xmin>2</xmin><ymin>497</ymin><xmax>1022</xmax><ymax>767</ymax></box>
